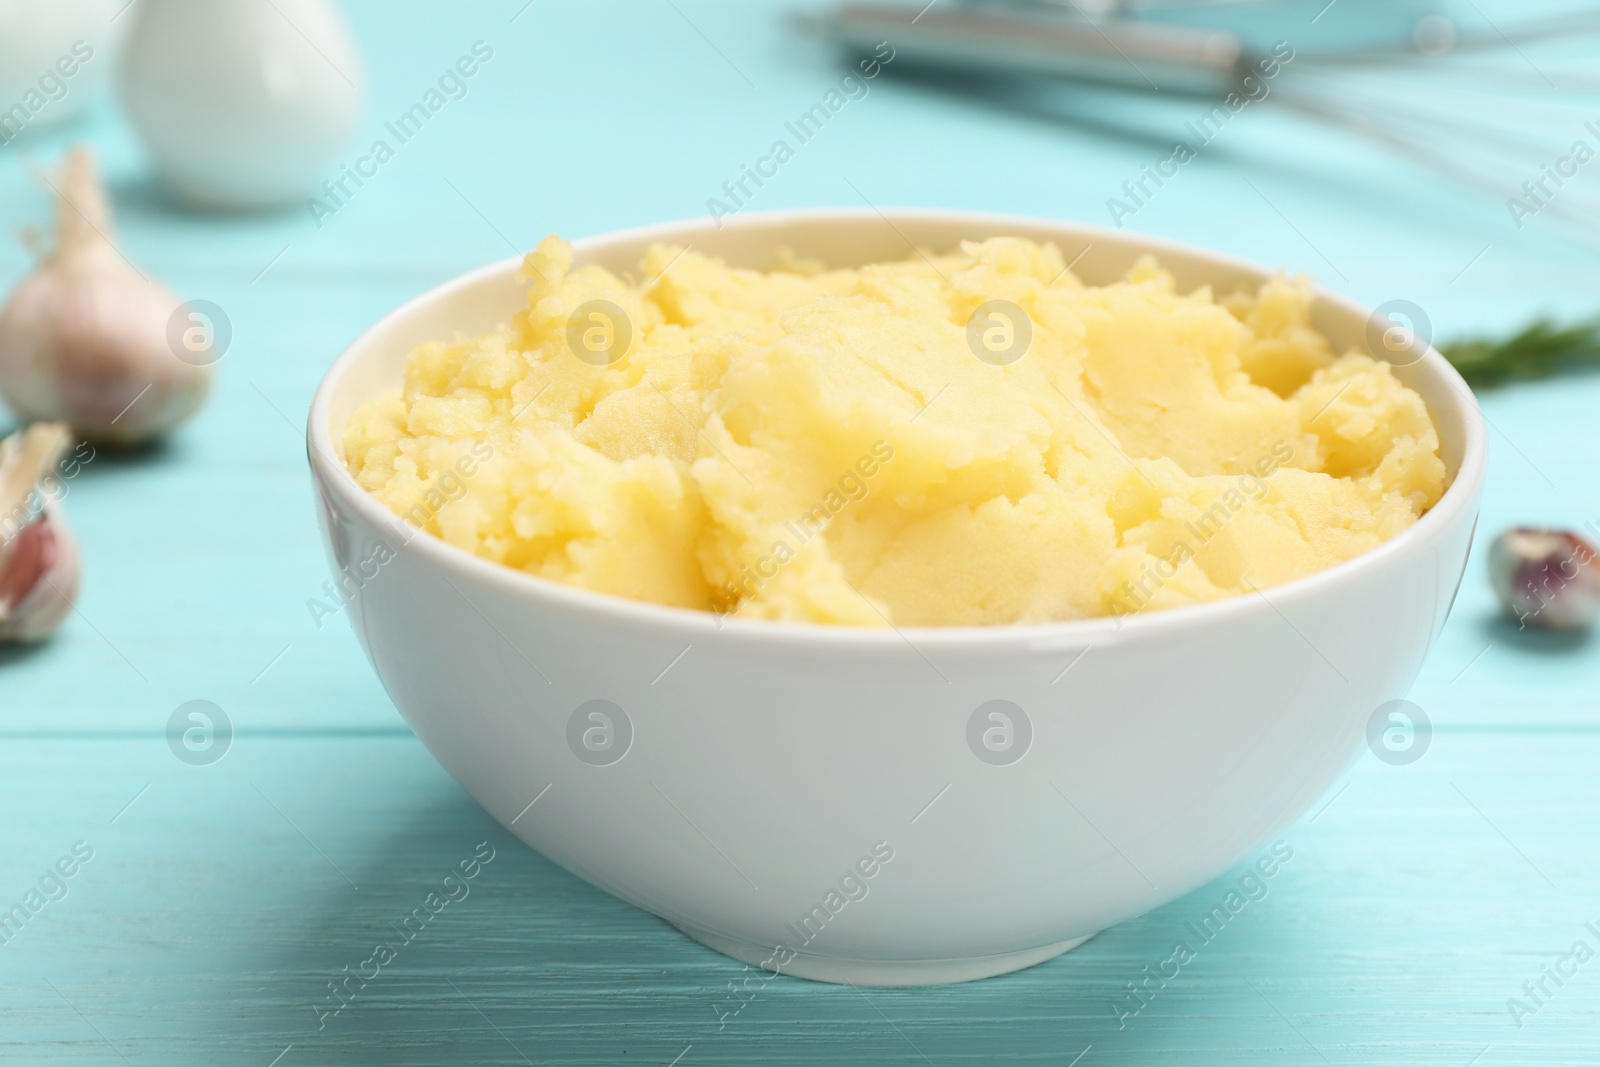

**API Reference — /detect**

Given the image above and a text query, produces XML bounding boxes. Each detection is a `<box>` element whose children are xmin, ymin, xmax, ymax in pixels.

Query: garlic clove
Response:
<box><xmin>0</xmin><ymin>501</ymin><xmax>80</xmax><ymax>643</ymax></box>
<box><xmin>1487</xmin><ymin>526</ymin><xmax>1600</xmax><ymax>631</ymax></box>
<box><xmin>0</xmin><ymin>422</ymin><xmax>81</xmax><ymax>644</ymax></box>
<box><xmin>0</xmin><ymin>147</ymin><xmax>214</xmax><ymax>447</ymax></box>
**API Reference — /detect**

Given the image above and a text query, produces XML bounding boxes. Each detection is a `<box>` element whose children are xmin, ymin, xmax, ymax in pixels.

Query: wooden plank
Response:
<box><xmin>1</xmin><ymin>729</ymin><xmax>1597</xmax><ymax>1065</ymax></box>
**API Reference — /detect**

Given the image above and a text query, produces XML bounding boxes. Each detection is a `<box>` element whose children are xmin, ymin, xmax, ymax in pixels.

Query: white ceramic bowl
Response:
<box><xmin>307</xmin><ymin>210</ymin><xmax>1486</xmax><ymax>986</ymax></box>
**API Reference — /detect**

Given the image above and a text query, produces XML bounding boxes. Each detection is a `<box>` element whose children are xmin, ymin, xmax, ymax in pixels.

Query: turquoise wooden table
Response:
<box><xmin>3</xmin><ymin>1</ymin><xmax>1598</xmax><ymax>1063</ymax></box>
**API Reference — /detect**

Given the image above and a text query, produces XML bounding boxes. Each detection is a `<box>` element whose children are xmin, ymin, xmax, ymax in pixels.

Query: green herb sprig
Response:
<box><xmin>1441</xmin><ymin>317</ymin><xmax>1600</xmax><ymax>388</ymax></box>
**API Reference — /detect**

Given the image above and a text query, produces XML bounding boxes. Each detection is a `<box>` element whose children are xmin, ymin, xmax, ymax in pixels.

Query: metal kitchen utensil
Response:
<box><xmin>808</xmin><ymin>1</ymin><xmax>1600</xmax><ymax>239</ymax></box>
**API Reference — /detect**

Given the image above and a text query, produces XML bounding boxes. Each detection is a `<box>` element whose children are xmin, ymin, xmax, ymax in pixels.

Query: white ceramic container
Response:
<box><xmin>0</xmin><ymin>0</ymin><xmax>122</xmax><ymax>137</ymax></box>
<box><xmin>118</xmin><ymin>0</ymin><xmax>362</xmax><ymax>208</ymax></box>
<box><xmin>307</xmin><ymin>210</ymin><xmax>1487</xmax><ymax>986</ymax></box>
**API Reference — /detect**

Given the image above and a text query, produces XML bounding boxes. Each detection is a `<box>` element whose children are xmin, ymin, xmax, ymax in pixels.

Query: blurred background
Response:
<box><xmin>2</xmin><ymin>1</ymin><xmax>1597</xmax><ymax>1064</ymax></box>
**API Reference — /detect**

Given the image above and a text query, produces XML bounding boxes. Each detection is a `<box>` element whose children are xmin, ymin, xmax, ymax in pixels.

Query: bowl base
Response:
<box><xmin>673</xmin><ymin>924</ymin><xmax>1094</xmax><ymax>986</ymax></box>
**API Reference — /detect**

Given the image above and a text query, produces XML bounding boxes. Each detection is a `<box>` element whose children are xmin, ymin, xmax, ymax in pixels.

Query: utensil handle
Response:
<box><xmin>807</xmin><ymin>2</ymin><xmax>1246</xmax><ymax>96</ymax></box>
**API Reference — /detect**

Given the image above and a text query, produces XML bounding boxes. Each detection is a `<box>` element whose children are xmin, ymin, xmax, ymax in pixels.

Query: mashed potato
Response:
<box><xmin>343</xmin><ymin>236</ymin><xmax>1445</xmax><ymax>626</ymax></box>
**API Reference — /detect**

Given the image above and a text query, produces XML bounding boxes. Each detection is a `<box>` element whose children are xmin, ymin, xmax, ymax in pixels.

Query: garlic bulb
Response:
<box><xmin>1488</xmin><ymin>527</ymin><xmax>1600</xmax><ymax>631</ymax></box>
<box><xmin>0</xmin><ymin>147</ymin><xmax>213</xmax><ymax>446</ymax></box>
<box><xmin>0</xmin><ymin>422</ymin><xmax>80</xmax><ymax>644</ymax></box>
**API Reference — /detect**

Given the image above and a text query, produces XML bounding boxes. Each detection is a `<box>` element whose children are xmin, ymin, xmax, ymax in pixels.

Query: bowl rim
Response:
<box><xmin>306</xmin><ymin>207</ymin><xmax>1488</xmax><ymax>650</ymax></box>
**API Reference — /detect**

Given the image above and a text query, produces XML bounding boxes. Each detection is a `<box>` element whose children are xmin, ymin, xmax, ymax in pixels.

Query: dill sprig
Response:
<box><xmin>1441</xmin><ymin>316</ymin><xmax>1600</xmax><ymax>388</ymax></box>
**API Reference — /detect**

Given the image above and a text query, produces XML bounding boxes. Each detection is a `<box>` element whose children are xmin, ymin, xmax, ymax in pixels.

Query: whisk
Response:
<box><xmin>807</xmin><ymin>1</ymin><xmax>1600</xmax><ymax>245</ymax></box>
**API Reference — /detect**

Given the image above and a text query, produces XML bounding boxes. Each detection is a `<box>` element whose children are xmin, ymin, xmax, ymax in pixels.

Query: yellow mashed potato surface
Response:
<box><xmin>344</xmin><ymin>236</ymin><xmax>1446</xmax><ymax>627</ymax></box>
